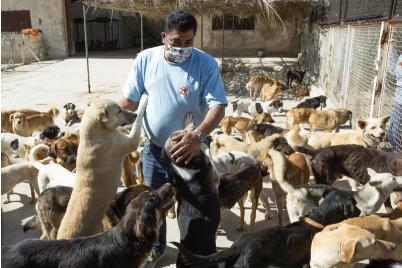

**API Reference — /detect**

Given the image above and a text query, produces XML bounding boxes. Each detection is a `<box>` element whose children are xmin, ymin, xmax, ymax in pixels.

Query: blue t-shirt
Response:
<box><xmin>123</xmin><ymin>46</ymin><xmax>227</xmax><ymax>147</ymax></box>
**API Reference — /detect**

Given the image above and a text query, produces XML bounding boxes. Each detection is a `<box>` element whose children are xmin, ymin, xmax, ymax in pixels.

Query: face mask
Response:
<box><xmin>166</xmin><ymin>45</ymin><xmax>193</xmax><ymax>63</ymax></box>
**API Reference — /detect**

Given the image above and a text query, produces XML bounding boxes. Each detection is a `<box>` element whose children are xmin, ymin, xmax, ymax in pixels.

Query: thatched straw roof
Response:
<box><xmin>81</xmin><ymin>0</ymin><xmax>316</xmax><ymax>20</ymax></box>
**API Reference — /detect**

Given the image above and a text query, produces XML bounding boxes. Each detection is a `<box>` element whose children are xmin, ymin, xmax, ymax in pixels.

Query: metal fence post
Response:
<box><xmin>341</xmin><ymin>25</ymin><xmax>353</xmax><ymax>107</ymax></box>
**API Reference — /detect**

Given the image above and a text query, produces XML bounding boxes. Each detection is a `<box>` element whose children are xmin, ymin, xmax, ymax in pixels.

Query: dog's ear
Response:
<box><xmin>321</xmin><ymin>188</ymin><xmax>335</xmax><ymax>199</ymax></box>
<box><xmin>63</xmin><ymin>104</ymin><xmax>68</xmax><ymax>109</ymax></box>
<box><xmin>255</xmin><ymin>103</ymin><xmax>264</xmax><ymax>114</ymax></box>
<box><xmin>10</xmin><ymin>139</ymin><xmax>19</xmax><ymax>150</ymax></box>
<box><xmin>357</xmin><ymin>120</ymin><xmax>367</xmax><ymax>130</ymax></box>
<box><xmin>367</xmin><ymin>168</ymin><xmax>377</xmax><ymax>178</ymax></box>
<box><xmin>97</xmin><ymin>109</ymin><xmax>109</xmax><ymax>123</ymax></box>
<box><xmin>49</xmin><ymin>143</ymin><xmax>57</xmax><ymax>158</ymax></box>
<box><xmin>340</xmin><ymin>239</ymin><xmax>358</xmax><ymax>263</ymax></box>
<box><xmin>381</xmin><ymin>115</ymin><xmax>391</xmax><ymax>125</ymax></box>
<box><xmin>391</xmin><ymin>159</ymin><xmax>402</xmax><ymax>176</ymax></box>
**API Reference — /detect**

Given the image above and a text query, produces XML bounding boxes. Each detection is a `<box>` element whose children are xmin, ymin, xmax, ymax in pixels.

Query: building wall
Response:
<box><xmin>194</xmin><ymin>8</ymin><xmax>304</xmax><ymax>57</ymax></box>
<box><xmin>2</xmin><ymin>0</ymin><xmax>69</xmax><ymax>61</ymax></box>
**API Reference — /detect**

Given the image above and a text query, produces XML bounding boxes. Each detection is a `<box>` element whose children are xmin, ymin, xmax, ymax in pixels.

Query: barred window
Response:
<box><xmin>1</xmin><ymin>10</ymin><xmax>32</xmax><ymax>32</ymax></box>
<box><xmin>212</xmin><ymin>15</ymin><xmax>255</xmax><ymax>31</ymax></box>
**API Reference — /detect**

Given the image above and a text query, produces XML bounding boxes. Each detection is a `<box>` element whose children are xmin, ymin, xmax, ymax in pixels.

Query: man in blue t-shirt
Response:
<box><xmin>119</xmin><ymin>10</ymin><xmax>227</xmax><ymax>266</ymax></box>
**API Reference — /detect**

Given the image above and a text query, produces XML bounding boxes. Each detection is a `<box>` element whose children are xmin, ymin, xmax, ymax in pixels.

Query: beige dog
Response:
<box><xmin>293</xmin><ymin>84</ymin><xmax>310</xmax><ymax>98</ymax></box>
<box><xmin>57</xmin><ymin>95</ymin><xmax>148</xmax><ymax>239</ymax></box>
<box><xmin>287</xmin><ymin>108</ymin><xmax>352</xmax><ymax>132</ymax></box>
<box><xmin>246</xmin><ymin>74</ymin><xmax>274</xmax><ymax>100</ymax></box>
<box><xmin>258</xmin><ymin>150</ymin><xmax>310</xmax><ymax>225</ymax></box>
<box><xmin>220</xmin><ymin>113</ymin><xmax>274</xmax><ymax>135</ymax></box>
<box><xmin>1</xmin><ymin>161</ymin><xmax>40</xmax><ymax>203</ymax></box>
<box><xmin>310</xmin><ymin>223</ymin><xmax>398</xmax><ymax>268</ymax></box>
<box><xmin>1</xmin><ymin>108</ymin><xmax>43</xmax><ymax>132</ymax></box>
<box><xmin>306</xmin><ymin>115</ymin><xmax>390</xmax><ymax>149</ymax></box>
<box><xmin>11</xmin><ymin>110</ymin><xmax>59</xmax><ymax>136</ymax></box>
<box><xmin>260</xmin><ymin>80</ymin><xmax>285</xmax><ymax>102</ymax></box>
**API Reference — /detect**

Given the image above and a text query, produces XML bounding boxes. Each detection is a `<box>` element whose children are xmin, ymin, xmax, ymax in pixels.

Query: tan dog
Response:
<box><xmin>310</xmin><ymin>223</ymin><xmax>399</xmax><ymax>268</ymax></box>
<box><xmin>1</xmin><ymin>161</ymin><xmax>40</xmax><ymax>204</ymax></box>
<box><xmin>221</xmin><ymin>113</ymin><xmax>274</xmax><ymax>135</ymax></box>
<box><xmin>258</xmin><ymin>149</ymin><xmax>310</xmax><ymax>225</ymax></box>
<box><xmin>121</xmin><ymin>151</ymin><xmax>142</xmax><ymax>187</ymax></box>
<box><xmin>293</xmin><ymin>84</ymin><xmax>310</xmax><ymax>98</ymax></box>
<box><xmin>246</xmin><ymin>73</ymin><xmax>274</xmax><ymax>99</ymax></box>
<box><xmin>57</xmin><ymin>96</ymin><xmax>148</xmax><ymax>239</ymax></box>
<box><xmin>287</xmin><ymin>108</ymin><xmax>352</xmax><ymax>132</ymax></box>
<box><xmin>260</xmin><ymin>80</ymin><xmax>285</xmax><ymax>102</ymax></box>
<box><xmin>11</xmin><ymin>111</ymin><xmax>58</xmax><ymax>136</ymax></box>
<box><xmin>1</xmin><ymin>108</ymin><xmax>43</xmax><ymax>132</ymax></box>
<box><xmin>306</xmin><ymin>115</ymin><xmax>390</xmax><ymax>149</ymax></box>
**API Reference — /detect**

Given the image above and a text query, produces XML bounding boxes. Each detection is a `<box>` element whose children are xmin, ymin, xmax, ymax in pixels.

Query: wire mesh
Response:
<box><xmin>345</xmin><ymin>25</ymin><xmax>382</xmax><ymax>123</ymax></box>
<box><xmin>379</xmin><ymin>23</ymin><xmax>402</xmax><ymax>152</ymax></box>
<box><xmin>326</xmin><ymin>27</ymin><xmax>348</xmax><ymax>104</ymax></box>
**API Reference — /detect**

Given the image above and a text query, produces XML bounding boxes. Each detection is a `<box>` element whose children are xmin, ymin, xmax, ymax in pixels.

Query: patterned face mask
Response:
<box><xmin>166</xmin><ymin>44</ymin><xmax>193</xmax><ymax>63</ymax></box>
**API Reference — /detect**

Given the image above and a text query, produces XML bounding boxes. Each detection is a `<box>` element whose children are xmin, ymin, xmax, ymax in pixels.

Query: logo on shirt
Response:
<box><xmin>179</xmin><ymin>86</ymin><xmax>189</xmax><ymax>96</ymax></box>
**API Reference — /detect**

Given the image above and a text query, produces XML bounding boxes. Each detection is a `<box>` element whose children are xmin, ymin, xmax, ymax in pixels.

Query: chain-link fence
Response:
<box><xmin>345</xmin><ymin>25</ymin><xmax>382</xmax><ymax>123</ymax></box>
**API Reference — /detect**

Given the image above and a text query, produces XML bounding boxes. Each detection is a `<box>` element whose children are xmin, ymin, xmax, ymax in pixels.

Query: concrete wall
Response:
<box><xmin>194</xmin><ymin>8</ymin><xmax>304</xmax><ymax>57</ymax></box>
<box><xmin>1</xmin><ymin>0</ymin><xmax>69</xmax><ymax>61</ymax></box>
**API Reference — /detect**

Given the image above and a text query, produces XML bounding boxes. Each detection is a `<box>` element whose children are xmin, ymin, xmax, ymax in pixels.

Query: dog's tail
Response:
<box><xmin>47</xmin><ymin>107</ymin><xmax>60</xmax><ymax>118</ymax></box>
<box><xmin>29</xmin><ymin>144</ymin><xmax>50</xmax><ymax>170</ymax></box>
<box><xmin>23</xmin><ymin>215</ymin><xmax>40</xmax><ymax>232</ymax></box>
<box><xmin>294</xmin><ymin>146</ymin><xmax>317</xmax><ymax>157</ymax></box>
<box><xmin>171</xmin><ymin>242</ymin><xmax>238</xmax><ymax>267</ymax></box>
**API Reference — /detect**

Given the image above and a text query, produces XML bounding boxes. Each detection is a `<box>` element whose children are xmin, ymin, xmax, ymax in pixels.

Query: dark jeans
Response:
<box><xmin>142</xmin><ymin>142</ymin><xmax>172</xmax><ymax>253</ymax></box>
<box><xmin>388</xmin><ymin>103</ymin><xmax>402</xmax><ymax>152</ymax></box>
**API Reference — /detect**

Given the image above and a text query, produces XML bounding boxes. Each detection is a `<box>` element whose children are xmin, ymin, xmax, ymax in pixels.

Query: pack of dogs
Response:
<box><xmin>1</xmin><ymin>71</ymin><xmax>402</xmax><ymax>268</ymax></box>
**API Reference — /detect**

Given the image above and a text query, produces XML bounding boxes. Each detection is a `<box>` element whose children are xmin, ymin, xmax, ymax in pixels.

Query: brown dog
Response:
<box><xmin>260</xmin><ymin>80</ymin><xmax>285</xmax><ymax>102</ymax></box>
<box><xmin>293</xmin><ymin>84</ymin><xmax>310</xmax><ymax>98</ymax></box>
<box><xmin>11</xmin><ymin>110</ymin><xmax>59</xmax><ymax>136</ymax></box>
<box><xmin>1</xmin><ymin>108</ymin><xmax>43</xmax><ymax>132</ymax></box>
<box><xmin>287</xmin><ymin>108</ymin><xmax>352</xmax><ymax>132</ymax></box>
<box><xmin>221</xmin><ymin>112</ymin><xmax>274</xmax><ymax>135</ymax></box>
<box><xmin>48</xmin><ymin>134</ymin><xmax>79</xmax><ymax>171</ymax></box>
<box><xmin>121</xmin><ymin>151</ymin><xmax>143</xmax><ymax>186</ymax></box>
<box><xmin>258</xmin><ymin>149</ymin><xmax>310</xmax><ymax>225</ymax></box>
<box><xmin>246</xmin><ymin>73</ymin><xmax>274</xmax><ymax>99</ymax></box>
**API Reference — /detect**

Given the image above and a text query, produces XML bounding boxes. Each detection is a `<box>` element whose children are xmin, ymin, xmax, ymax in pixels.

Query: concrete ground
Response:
<box><xmin>1</xmin><ymin>51</ymin><xmax>386</xmax><ymax>267</ymax></box>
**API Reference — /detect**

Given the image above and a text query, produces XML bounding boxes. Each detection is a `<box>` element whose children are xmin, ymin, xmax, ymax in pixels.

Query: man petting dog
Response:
<box><xmin>119</xmin><ymin>10</ymin><xmax>227</xmax><ymax>267</ymax></box>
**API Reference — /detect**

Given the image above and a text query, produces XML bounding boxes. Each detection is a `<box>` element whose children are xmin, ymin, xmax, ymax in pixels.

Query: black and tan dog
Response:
<box><xmin>63</xmin><ymin>103</ymin><xmax>84</xmax><ymax>126</ymax></box>
<box><xmin>162</xmin><ymin>128</ymin><xmax>220</xmax><ymax>268</ymax></box>
<box><xmin>173</xmin><ymin>190</ymin><xmax>361</xmax><ymax>267</ymax></box>
<box><xmin>3</xmin><ymin>183</ymin><xmax>174</xmax><ymax>268</ymax></box>
<box><xmin>23</xmin><ymin>184</ymin><xmax>153</xmax><ymax>240</ymax></box>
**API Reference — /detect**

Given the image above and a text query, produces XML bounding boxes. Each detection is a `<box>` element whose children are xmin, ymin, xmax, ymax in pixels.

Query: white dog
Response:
<box><xmin>232</xmin><ymin>99</ymin><xmax>283</xmax><ymax>117</ymax></box>
<box><xmin>286</xmin><ymin>168</ymin><xmax>402</xmax><ymax>222</ymax></box>
<box><xmin>29</xmin><ymin>144</ymin><xmax>76</xmax><ymax>193</ymax></box>
<box><xmin>1</xmin><ymin>132</ymin><xmax>39</xmax><ymax>158</ymax></box>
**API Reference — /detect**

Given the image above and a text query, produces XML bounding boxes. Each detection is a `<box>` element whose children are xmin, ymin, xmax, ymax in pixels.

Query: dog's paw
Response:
<box><xmin>265</xmin><ymin>212</ymin><xmax>273</xmax><ymax>220</ymax></box>
<box><xmin>236</xmin><ymin>224</ymin><xmax>246</xmax><ymax>232</ymax></box>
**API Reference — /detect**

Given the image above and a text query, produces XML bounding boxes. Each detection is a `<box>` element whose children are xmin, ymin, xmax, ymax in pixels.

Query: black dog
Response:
<box><xmin>295</xmin><ymin>145</ymin><xmax>402</xmax><ymax>185</ymax></box>
<box><xmin>162</xmin><ymin>130</ymin><xmax>220</xmax><ymax>268</ymax></box>
<box><xmin>286</xmin><ymin>69</ymin><xmax>306</xmax><ymax>89</ymax></box>
<box><xmin>295</xmin><ymin>95</ymin><xmax>327</xmax><ymax>110</ymax></box>
<box><xmin>39</xmin><ymin>125</ymin><xmax>62</xmax><ymax>140</ymax></box>
<box><xmin>2</xmin><ymin>183</ymin><xmax>174</xmax><ymax>268</ymax></box>
<box><xmin>247</xmin><ymin>123</ymin><xmax>285</xmax><ymax>137</ymax></box>
<box><xmin>173</xmin><ymin>190</ymin><xmax>360</xmax><ymax>267</ymax></box>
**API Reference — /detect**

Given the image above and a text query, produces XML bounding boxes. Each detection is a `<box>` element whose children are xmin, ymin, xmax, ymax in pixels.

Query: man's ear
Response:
<box><xmin>161</xmin><ymin>32</ymin><xmax>167</xmax><ymax>44</ymax></box>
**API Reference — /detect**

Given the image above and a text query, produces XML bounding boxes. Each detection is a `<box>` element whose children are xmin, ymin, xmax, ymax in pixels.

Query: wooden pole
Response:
<box><xmin>201</xmin><ymin>0</ymin><xmax>204</xmax><ymax>50</ymax></box>
<box><xmin>140</xmin><ymin>12</ymin><xmax>144</xmax><ymax>51</ymax></box>
<box><xmin>221</xmin><ymin>14</ymin><xmax>225</xmax><ymax>72</ymax></box>
<box><xmin>83</xmin><ymin>5</ymin><xmax>91</xmax><ymax>93</ymax></box>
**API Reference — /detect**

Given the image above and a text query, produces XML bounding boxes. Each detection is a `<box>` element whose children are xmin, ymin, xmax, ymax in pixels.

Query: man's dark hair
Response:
<box><xmin>164</xmin><ymin>10</ymin><xmax>197</xmax><ymax>34</ymax></box>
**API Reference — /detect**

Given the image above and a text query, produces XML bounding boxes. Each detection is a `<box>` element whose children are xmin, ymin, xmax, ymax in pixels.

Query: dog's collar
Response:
<box><xmin>299</xmin><ymin>216</ymin><xmax>325</xmax><ymax>230</ymax></box>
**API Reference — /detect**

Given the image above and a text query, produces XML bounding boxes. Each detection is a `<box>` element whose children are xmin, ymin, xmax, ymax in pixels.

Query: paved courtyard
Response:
<box><xmin>1</xmin><ymin>51</ymin><xmax>382</xmax><ymax>267</ymax></box>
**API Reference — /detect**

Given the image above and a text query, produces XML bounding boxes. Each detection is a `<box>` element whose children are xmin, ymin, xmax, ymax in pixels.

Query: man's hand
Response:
<box><xmin>170</xmin><ymin>131</ymin><xmax>201</xmax><ymax>164</ymax></box>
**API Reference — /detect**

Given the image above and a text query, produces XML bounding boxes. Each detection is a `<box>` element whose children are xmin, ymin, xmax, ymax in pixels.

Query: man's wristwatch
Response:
<box><xmin>193</xmin><ymin>130</ymin><xmax>206</xmax><ymax>143</ymax></box>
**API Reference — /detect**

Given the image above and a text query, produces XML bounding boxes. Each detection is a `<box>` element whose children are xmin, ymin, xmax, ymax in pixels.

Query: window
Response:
<box><xmin>212</xmin><ymin>15</ymin><xmax>255</xmax><ymax>30</ymax></box>
<box><xmin>1</xmin><ymin>10</ymin><xmax>32</xmax><ymax>32</ymax></box>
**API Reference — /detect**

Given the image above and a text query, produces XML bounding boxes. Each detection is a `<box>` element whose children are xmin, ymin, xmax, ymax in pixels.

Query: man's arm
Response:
<box><xmin>119</xmin><ymin>97</ymin><xmax>139</xmax><ymax>112</ymax></box>
<box><xmin>170</xmin><ymin>104</ymin><xmax>225</xmax><ymax>164</ymax></box>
